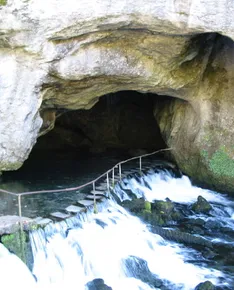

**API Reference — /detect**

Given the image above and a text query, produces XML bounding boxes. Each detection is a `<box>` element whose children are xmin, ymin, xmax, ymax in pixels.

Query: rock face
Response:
<box><xmin>1</xmin><ymin>1</ymin><xmax>234</xmax><ymax>192</ymax></box>
<box><xmin>154</xmin><ymin>35</ymin><xmax>234</xmax><ymax>191</ymax></box>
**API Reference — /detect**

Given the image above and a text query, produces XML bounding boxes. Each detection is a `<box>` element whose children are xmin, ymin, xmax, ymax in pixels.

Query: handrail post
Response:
<box><xmin>119</xmin><ymin>163</ymin><xmax>122</xmax><ymax>180</ymax></box>
<box><xmin>139</xmin><ymin>156</ymin><xmax>142</xmax><ymax>174</ymax></box>
<box><xmin>18</xmin><ymin>194</ymin><xmax>26</xmax><ymax>263</ymax></box>
<box><xmin>106</xmin><ymin>172</ymin><xmax>110</xmax><ymax>193</ymax></box>
<box><xmin>112</xmin><ymin>167</ymin><xmax>115</xmax><ymax>187</ymax></box>
<box><xmin>106</xmin><ymin>171</ymin><xmax>110</xmax><ymax>196</ymax></box>
<box><xmin>18</xmin><ymin>194</ymin><xmax>23</xmax><ymax>232</ymax></box>
<box><xmin>93</xmin><ymin>182</ymin><xmax>98</xmax><ymax>214</ymax></box>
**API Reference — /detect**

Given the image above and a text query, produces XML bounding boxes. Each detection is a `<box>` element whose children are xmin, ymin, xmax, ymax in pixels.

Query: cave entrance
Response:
<box><xmin>37</xmin><ymin>91</ymin><xmax>166</xmax><ymax>155</ymax></box>
<box><xmin>3</xmin><ymin>91</ymin><xmax>170</xmax><ymax>191</ymax></box>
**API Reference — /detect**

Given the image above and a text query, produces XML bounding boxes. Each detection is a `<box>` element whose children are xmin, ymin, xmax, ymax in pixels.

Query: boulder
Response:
<box><xmin>151</xmin><ymin>199</ymin><xmax>183</xmax><ymax>226</ymax></box>
<box><xmin>86</xmin><ymin>278</ymin><xmax>112</xmax><ymax>290</ymax></box>
<box><xmin>194</xmin><ymin>281</ymin><xmax>216</xmax><ymax>290</ymax></box>
<box><xmin>191</xmin><ymin>196</ymin><xmax>212</xmax><ymax>214</ymax></box>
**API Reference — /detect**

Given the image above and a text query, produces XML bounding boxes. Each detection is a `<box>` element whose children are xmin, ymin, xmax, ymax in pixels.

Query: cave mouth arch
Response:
<box><xmin>37</xmin><ymin>90</ymin><xmax>167</xmax><ymax>155</ymax></box>
<box><xmin>2</xmin><ymin>91</ymin><xmax>192</xmax><ymax>190</ymax></box>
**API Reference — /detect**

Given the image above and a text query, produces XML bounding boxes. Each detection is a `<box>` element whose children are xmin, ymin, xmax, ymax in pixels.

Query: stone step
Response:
<box><xmin>122</xmin><ymin>170</ymin><xmax>137</xmax><ymax>175</ymax></box>
<box><xmin>34</xmin><ymin>217</ymin><xmax>53</xmax><ymax>226</ymax></box>
<box><xmin>65</xmin><ymin>205</ymin><xmax>85</xmax><ymax>214</ymax></box>
<box><xmin>99</xmin><ymin>182</ymin><xmax>108</xmax><ymax>187</ymax></box>
<box><xmin>33</xmin><ymin>217</ymin><xmax>44</xmax><ymax>223</ymax></box>
<box><xmin>97</xmin><ymin>184</ymin><xmax>111</xmax><ymax>189</ymax></box>
<box><xmin>90</xmin><ymin>190</ymin><xmax>105</xmax><ymax>195</ymax></box>
<box><xmin>104</xmin><ymin>178</ymin><xmax>119</xmax><ymax>183</ymax></box>
<box><xmin>85</xmin><ymin>194</ymin><xmax>105</xmax><ymax>201</ymax></box>
<box><xmin>50</xmin><ymin>212</ymin><xmax>70</xmax><ymax>220</ymax></box>
<box><xmin>77</xmin><ymin>200</ymin><xmax>95</xmax><ymax>207</ymax></box>
<box><xmin>95</xmin><ymin>185</ymin><xmax>107</xmax><ymax>190</ymax></box>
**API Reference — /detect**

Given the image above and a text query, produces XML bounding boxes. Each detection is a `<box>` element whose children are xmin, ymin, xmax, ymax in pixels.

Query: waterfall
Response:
<box><xmin>30</xmin><ymin>200</ymin><xmax>224</xmax><ymax>290</ymax></box>
<box><xmin>2</xmin><ymin>168</ymin><xmax>234</xmax><ymax>289</ymax></box>
<box><xmin>0</xmin><ymin>243</ymin><xmax>37</xmax><ymax>289</ymax></box>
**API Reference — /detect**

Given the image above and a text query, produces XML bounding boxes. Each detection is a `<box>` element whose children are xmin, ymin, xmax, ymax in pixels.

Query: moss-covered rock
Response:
<box><xmin>191</xmin><ymin>196</ymin><xmax>212</xmax><ymax>214</ymax></box>
<box><xmin>1</xmin><ymin>231</ymin><xmax>27</xmax><ymax>262</ymax></box>
<box><xmin>144</xmin><ymin>201</ymin><xmax>152</xmax><ymax>213</ymax></box>
<box><xmin>0</xmin><ymin>0</ymin><xmax>7</xmax><ymax>6</ymax></box>
<box><xmin>208</xmin><ymin>147</ymin><xmax>234</xmax><ymax>179</ymax></box>
<box><xmin>194</xmin><ymin>281</ymin><xmax>215</xmax><ymax>290</ymax></box>
<box><xmin>151</xmin><ymin>199</ymin><xmax>183</xmax><ymax>226</ymax></box>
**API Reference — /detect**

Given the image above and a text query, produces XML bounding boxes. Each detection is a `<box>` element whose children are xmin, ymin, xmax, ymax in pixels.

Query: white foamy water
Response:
<box><xmin>121</xmin><ymin>170</ymin><xmax>233</xmax><ymax>206</ymax></box>
<box><xmin>29</xmin><ymin>199</ymin><xmax>225</xmax><ymax>290</ymax></box>
<box><xmin>1</xmin><ymin>169</ymin><xmax>233</xmax><ymax>290</ymax></box>
<box><xmin>119</xmin><ymin>170</ymin><xmax>234</xmax><ymax>242</ymax></box>
<box><xmin>0</xmin><ymin>243</ymin><xmax>37</xmax><ymax>290</ymax></box>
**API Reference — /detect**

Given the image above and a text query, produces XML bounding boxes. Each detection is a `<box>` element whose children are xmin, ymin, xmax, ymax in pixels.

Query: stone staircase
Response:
<box><xmin>0</xmin><ymin>157</ymin><xmax>176</xmax><ymax>234</ymax></box>
<box><xmin>37</xmin><ymin>167</ymin><xmax>141</xmax><ymax>226</ymax></box>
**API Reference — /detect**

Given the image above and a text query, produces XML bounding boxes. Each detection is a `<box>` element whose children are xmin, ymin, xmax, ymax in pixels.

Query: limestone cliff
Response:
<box><xmin>1</xmin><ymin>0</ymin><xmax>234</xmax><ymax>192</ymax></box>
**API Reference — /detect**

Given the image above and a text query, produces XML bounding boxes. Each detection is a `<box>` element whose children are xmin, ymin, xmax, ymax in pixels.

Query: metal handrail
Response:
<box><xmin>0</xmin><ymin>148</ymin><xmax>172</xmax><ymax>198</ymax></box>
<box><xmin>0</xmin><ymin>147</ymin><xmax>173</xmax><ymax>229</ymax></box>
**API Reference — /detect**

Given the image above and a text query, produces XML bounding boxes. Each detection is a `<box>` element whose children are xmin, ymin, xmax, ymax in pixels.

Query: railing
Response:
<box><xmin>0</xmin><ymin>148</ymin><xmax>172</xmax><ymax>230</ymax></box>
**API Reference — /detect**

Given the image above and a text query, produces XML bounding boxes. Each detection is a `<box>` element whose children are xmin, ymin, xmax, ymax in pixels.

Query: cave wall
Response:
<box><xmin>154</xmin><ymin>35</ymin><xmax>234</xmax><ymax>192</ymax></box>
<box><xmin>1</xmin><ymin>1</ymin><xmax>234</xmax><ymax>192</ymax></box>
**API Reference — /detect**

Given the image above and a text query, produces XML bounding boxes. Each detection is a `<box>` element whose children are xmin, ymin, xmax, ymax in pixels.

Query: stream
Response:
<box><xmin>0</xmin><ymin>153</ymin><xmax>234</xmax><ymax>290</ymax></box>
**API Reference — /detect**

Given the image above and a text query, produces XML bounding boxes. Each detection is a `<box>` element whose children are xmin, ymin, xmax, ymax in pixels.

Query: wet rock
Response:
<box><xmin>1</xmin><ymin>230</ymin><xmax>33</xmax><ymax>267</ymax></box>
<box><xmin>122</xmin><ymin>198</ymin><xmax>145</xmax><ymax>214</ymax></box>
<box><xmin>191</xmin><ymin>196</ymin><xmax>212</xmax><ymax>214</ymax></box>
<box><xmin>151</xmin><ymin>226</ymin><xmax>213</xmax><ymax>248</ymax></box>
<box><xmin>153</xmin><ymin>199</ymin><xmax>174</xmax><ymax>215</ymax></box>
<box><xmin>189</xmin><ymin>218</ymin><xmax>206</xmax><ymax>227</ymax></box>
<box><xmin>181</xmin><ymin>217</ymin><xmax>206</xmax><ymax>235</ymax></box>
<box><xmin>189</xmin><ymin>225</ymin><xmax>205</xmax><ymax>235</ymax></box>
<box><xmin>202</xmin><ymin>248</ymin><xmax>216</xmax><ymax>260</ymax></box>
<box><xmin>0</xmin><ymin>215</ymin><xmax>34</xmax><ymax>235</ymax></box>
<box><xmin>124</xmin><ymin>256</ymin><xmax>164</xmax><ymax>289</ymax></box>
<box><xmin>86</xmin><ymin>278</ymin><xmax>112</xmax><ymax>290</ymax></box>
<box><xmin>204</xmin><ymin>219</ymin><xmax>222</xmax><ymax>230</ymax></box>
<box><xmin>122</xmin><ymin>198</ymin><xmax>182</xmax><ymax>226</ymax></box>
<box><xmin>151</xmin><ymin>199</ymin><xmax>183</xmax><ymax>226</ymax></box>
<box><xmin>144</xmin><ymin>201</ymin><xmax>152</xmax><ymax>213</ymax></box>
<box><xmin>194</xmin><ymin>280</ymin><xmax>216</xmax><ymax>290</ymax></box>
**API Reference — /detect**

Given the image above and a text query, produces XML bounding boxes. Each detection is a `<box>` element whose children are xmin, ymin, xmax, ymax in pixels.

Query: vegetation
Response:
<box><xmin>1</xmin><ymin>230</ymin><xmax>27</xmax><ymax>263</ymax></box>
<box><xmin>0</xmin><ymin>0</ymin><xmax>7</xmax><ymax>6</ymax></box>
<box><xmin>202</xmin><ymin>146</ymin><xmax>234</xmax><ymax>178</ymax></box>
<box><xmin>209</xmin><ymin>147</ymin><xmax>234</xmax><ymax>178</ymax></box>
<box><xmin>144</xmin><ymin>201</ymin><xmax>151</xmax><ymax>213</ymax></box>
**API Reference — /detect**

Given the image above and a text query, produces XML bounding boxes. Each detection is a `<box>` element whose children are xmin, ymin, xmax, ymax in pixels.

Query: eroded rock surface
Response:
<box><xmin>1</xmin><ymin>1</ymin><xmax>234</xmax><ymax>191</ymax></box>
<box><xmin>154</xmin><ymin>35</ymin><xmax>234</xmax><ymax>191</ymax></box>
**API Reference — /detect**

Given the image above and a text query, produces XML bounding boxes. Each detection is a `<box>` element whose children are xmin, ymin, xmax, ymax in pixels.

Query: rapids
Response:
<box><xmin>1</xmin><ymin>168</ymin><xmax>234</xmax><ymax>290</ymax></box>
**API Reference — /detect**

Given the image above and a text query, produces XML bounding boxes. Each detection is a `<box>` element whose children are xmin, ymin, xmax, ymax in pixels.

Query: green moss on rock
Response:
<box><xmin>0</xmin><ymin>161</ymin><xmax>23</xmax><ymax>171</ymax></box>
<box><xmin>144</xmin><ymin>201</ymin><xmax>151</xmax><ymax>213</ymax></box>
<box><xmin>191</xmin><ymin>196</ymin><xmax>212</xmax><ymax>213</ymax></box>
<box><xmin>1</xmin><ymin>231</ymin><xmax>27</xmax><ymax>262</ymax></box>
<box><xmin>0</xmin><ymin>0</ymin><xmax>7</xmax><ymax>6</ymax></box>
<box><xmin>209</xmin><ymin>147</ymin><xmax>234</xmax><ymax>178</ymax></box>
